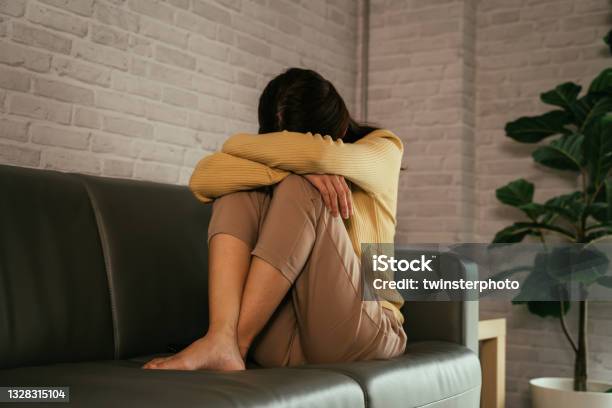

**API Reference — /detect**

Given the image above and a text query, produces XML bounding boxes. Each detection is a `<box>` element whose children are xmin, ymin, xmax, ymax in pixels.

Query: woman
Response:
<box><xmin>143</xmin><ymin>68</ymin><xmax>406</xmax><ymax>371</ymax></box>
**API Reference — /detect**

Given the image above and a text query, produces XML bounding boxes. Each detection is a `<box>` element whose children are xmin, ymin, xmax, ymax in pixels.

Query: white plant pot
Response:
<box><xmin>531</xmin><ymin>377</ymin><xmax>612</xmax><ymax>408</ymax></box>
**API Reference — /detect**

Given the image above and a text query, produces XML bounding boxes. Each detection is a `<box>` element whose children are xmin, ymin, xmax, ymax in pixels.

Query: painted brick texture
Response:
<box><xmin>1</xmin><ymin>1</ymin><xmax>611</xmax><ymax>406</ymax></box>
<box><xmin>475</xmin><ymin>1</ymin><xmax>612</xmax><ymax>407</ymax></box>
<box><xmin>0</xmin><ymin>0</ymin><xmax>358</xmax><ymax>183</ymax></box>
<box><xmin>368</xmin><ymin>0</ymin><xmax>478</xmax><ymax>244</ymax></box>
<box><xmin>367</xmin><ymin>1</ymin><xmax>611</xmax><ymax>407</ymax></box>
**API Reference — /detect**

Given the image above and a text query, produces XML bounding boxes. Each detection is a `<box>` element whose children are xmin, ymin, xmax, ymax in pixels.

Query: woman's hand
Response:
<box><xmin>304</xmin><ymin>174</ymin><xmax>353</xmax><ymax>219</ymax></box>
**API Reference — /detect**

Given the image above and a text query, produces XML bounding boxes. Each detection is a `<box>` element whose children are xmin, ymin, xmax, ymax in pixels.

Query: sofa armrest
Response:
<box><xmin>400</xmin><ymin>253</ymin><xmax>479</xmax><ymax>353</ymax></box>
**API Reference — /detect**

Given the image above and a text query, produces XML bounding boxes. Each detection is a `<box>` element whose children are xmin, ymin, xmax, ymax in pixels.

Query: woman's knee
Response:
<box><xmin>208</xmin><ymin>189</ymin><xmax>270</xmax><ymax>249</ymax></box>
<box><xmin>273</xmin><ymin>175</ymin><xmax>322</xmax><ymax>207</ymax></box>
<box><xmin>213</xmin><ymin>189</ymin><xmax>267</xmax><ymax>210</ymax></box>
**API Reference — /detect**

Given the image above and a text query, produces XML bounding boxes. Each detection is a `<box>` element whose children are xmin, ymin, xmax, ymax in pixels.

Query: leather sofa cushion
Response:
<box><xmin>0</xmin><ymin>360</ymin><xmax>365</xmax><ymax>408</ymax></box>
<box><xmin>309</xmin><ymin>342</ymin><xmax>481</xmax><ymax>408</ymax></box>
<box><xmin>0</xmin><ymin>165</ymin><xmax>114</xmax><ymax>369</ymax></box>
<box><xmin>77</xmin><ymin>174</ymin><xmax>212</xmax><ymax>359</ymax></box>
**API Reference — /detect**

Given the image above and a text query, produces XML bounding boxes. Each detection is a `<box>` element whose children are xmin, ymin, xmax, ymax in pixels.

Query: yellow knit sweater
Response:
<box><xmin>189</xmin><ymin>129</ymin><xmax>404</xmax><ymax>323</ymax></box>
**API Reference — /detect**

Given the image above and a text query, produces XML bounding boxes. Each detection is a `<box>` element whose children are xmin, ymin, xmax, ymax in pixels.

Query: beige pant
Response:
<box><xmin>208</xmin><ymin>175</ymin><xmax>407</xmax><ymax>367</ymax></box>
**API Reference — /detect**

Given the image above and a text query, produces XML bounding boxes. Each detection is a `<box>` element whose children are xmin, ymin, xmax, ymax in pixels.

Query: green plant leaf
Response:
<box><xmin>543</xmin><ymin>192</ymin><xmax>583</xmax><ymax>224</ymax></box>
<box><xmin>532</xmin><ymin>133</ymin><xmax>584</xmax><ymax>171</ymax></box>
<box><xmin>586</xmin><ymin>204</ymin><xmax>609</xmax><ymax>223</ymax></box>
<box><xmin>517</xmin><ymin>202</ymin><xmax>577</xmax><ymax>222</ymax></box>
<box><xmin>547</xmin><ymin>246</ymin><xmax>609</xmax><ymax>285</ymax></box>
<box><xmin>496</xmin><ymin>179</ymin><xmax>534</xmax><ymax>207</ymax></box>
<box><xmin>541</xmin><ymin>82</ymin><xmax>582</xmax><ymax>111</ymax></box>
<box><xmin>571</xmin><ymin>93</ymin><xmax>597</xmax><ymax>126</ymax></box>
<box><xmin>544</xmin><ymin>192</ymin><xmax>583</xmax><ymax>206</ymax></box>
<box><xmin>586</xmin><ymin>229</ymin><xmax>612</xmax><ymax>242</ymax></box>
<box><xmin>505</xmin><ymin>110</ymin><xmax>573</xmax><ymax>143</ymax></box>
<box><xmin>584</xmin><ymin>116</ymin><xmax>612</xmax><ymax>187</ymax></box>
<box><xmin>605</xmin><ymin>30</ymin><xmax>612</xmax><ymax>54</ymax></box>
<box><xmin>518</xmin><ymin>202</ymin><xmax>549</xmax><ymax>219</ymax></box>
<box><xmin>585</xmin><ymin>221</ymin><xmax>612</xmax><ymax>232</ymax></box>
<box><xmin>580</xmin><ymin>96</ymin><xmax>612</xmax><ymax>131</ymax></box>
<box><xmin>607</xmin><ymin>179</ymin><xmax>612</xmax><ymax>220</ymax></box>
<box><xmin>546</xmin><ymin>204</ymin><xmax>581</xmax><ymax>223</ymax></box>
<box><xmin>598</xmin><ymin>276</ymin><xmax>612</xmax><ymax>288</ymax></box>
<box><xmin>492</xmin><ymin>224</ymin><xmax>532</xmax><ymax>243</ymax></box>
<box><xmin>514</xmin><ymin>222</ymin><xmax>576</xmax><ymax>240</ymax></box>
<box><xmin>524</xmin><ymin>301</ymin><xmax>571</xmax><ymax>318</ymax></box>
<box><xmin>589</xmin><ymin>68</ymin><xmax>612</xmax><ymax>95</ymax></box>
<box><xmin>512</xmin><ymin>252</ymin><xmax>572</xmax><ymax>304</ymax></box>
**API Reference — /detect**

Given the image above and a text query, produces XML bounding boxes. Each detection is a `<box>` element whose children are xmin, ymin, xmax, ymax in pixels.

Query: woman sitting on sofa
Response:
<box><xmin>143</xmin><ymin>68</ymin><xmax>406</xmax><ymax>371</ymax></box>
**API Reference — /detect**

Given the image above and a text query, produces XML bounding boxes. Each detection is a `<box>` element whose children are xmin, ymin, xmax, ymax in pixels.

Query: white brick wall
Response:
<box><xmin>367</xmin><ymin>0</ymin><xmax>611</xmax><ymax>407</ymax></box>
<box><xmin>368</xmin><ymin>0</ymin><xmax>477</xmax><ymax>244</ymax></box>
<box><xmin>0</xmin><ymin>0</ymin><xmax>358</xmax><ymax>183</ymax></box>
<box><xmin>475</xmin><ymin>1</ymin><xmax>612</xmax><ymax>407</ymax></box>
<box><xmin>2</xmin><ymin>0</ymin><xmax>611</xmax><ymax>405</ymax></box>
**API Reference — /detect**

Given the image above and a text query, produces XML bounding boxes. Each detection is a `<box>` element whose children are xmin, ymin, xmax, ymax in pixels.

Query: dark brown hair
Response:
<box><xmin>258</xmin><ymin>68</ymin><xmax>378</xmax><ymax>143</ymax></box>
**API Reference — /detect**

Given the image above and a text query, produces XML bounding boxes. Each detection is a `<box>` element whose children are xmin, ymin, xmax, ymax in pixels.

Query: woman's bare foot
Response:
<box><xmin>142</xmin><ymin>331</ymin><xmax>245</xmax><ymax>371</ymax></box>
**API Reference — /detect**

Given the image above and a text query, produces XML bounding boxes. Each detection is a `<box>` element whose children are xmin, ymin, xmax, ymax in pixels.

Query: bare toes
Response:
<box><xmin>142</xmin><ymin>357</ymin><xmax>169</xmax><ymax>369</ymax></box>
<box><xmin>156</xmin><ymin>356</ymin><xmax>190</xmax><ymax>370</ymax></box>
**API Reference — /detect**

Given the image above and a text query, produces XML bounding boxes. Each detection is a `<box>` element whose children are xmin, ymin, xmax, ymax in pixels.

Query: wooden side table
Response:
<box><xmin>479</xmin><ymin>318</ymin><xmax>506</xmax><ymax>408</ymax></box>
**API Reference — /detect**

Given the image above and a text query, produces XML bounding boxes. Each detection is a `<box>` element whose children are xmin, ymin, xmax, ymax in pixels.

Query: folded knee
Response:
<box><xmin>275</xmin><ymin>175</ymin><xmax>321</xmax><ymax>204</ymax></box>
<box><xmin>214</xmin><ymin>189</ymin><xmax>267</xmax><ymax>209</ymax></box>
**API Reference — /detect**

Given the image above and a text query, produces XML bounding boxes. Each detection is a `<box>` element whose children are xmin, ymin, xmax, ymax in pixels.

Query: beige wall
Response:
<box><xmin>367</xmin><ymin>0</ymin><xmax>611</xmax><ymax>407</ymax></box>
<box><xmin>475</xmin><ymin>0</ymin><xmax>611</xmax><ymax>240</ymax></box>
<box><xmin>475</xmin><ymin>1</ymin><xmax>611</xmax><ymax>407</ymax></box>
<box><xmin>368</xmin><ymin>0</ymin><xmax>477</xmax><ymax>243</ymax></box>
<box><xmin>0</xmin><ymin>0</ymin><xmax>358</xmax><ymax>183</ymax></box>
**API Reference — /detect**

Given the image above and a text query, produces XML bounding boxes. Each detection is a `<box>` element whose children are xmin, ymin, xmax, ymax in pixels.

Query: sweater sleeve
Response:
<box><xmin>221</xmin><ymin>129</ymin><xmax>403</xmax><ymax>195</ymax></box>
<box><xmin>189</xmin><ymin>152</ymin><xmax>289</xmax><ymax>203</ymax></box>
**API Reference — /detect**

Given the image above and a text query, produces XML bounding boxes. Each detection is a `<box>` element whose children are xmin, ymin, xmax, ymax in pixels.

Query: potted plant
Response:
<box><xmin>493</xmin><ymin>33</ymin><xmax>612</xmax><ymax>408</ymax></box>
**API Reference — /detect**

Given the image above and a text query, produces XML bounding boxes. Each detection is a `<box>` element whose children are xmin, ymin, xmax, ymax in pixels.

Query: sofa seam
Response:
<box><xmin>317</xmin><ymin>369</ymin><xmax>372</xmax><ymax>408</ymax></box>
<box><xmin>413</xmin><ymin>384</ymin><xmax>481</xmax><ymax>408</ymax></box>
<box><xmin>77</xmin><ymin>175</ymin><xmax>121</xmax><ymax>359</ymax></box>
<box><xmin>313</xmin><ymin>366</ymin><xmax>480</xmax><ymax>408</ymax></box>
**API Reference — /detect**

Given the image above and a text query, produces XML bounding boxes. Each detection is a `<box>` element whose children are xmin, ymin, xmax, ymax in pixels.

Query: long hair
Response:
<box><xmin>258</xmin><ymin>68</ymin><xmax>378</xmax><ymax>143</ymax></box>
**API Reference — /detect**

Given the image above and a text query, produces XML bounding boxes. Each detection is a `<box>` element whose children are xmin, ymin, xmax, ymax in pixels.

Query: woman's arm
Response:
<box><xmin>221</xmin><ymin>129</ymin><xmax>403</xmax><ymax>195</ymax></box>
<box><xmin>189</xmin><ymin>152</ymin><xmax>354</xmax><ymax>218</ymax></box>
<box><xmin>189</xmin><ymin>152</ymin><xmax>289</xmax><ymax>203</ymax></box>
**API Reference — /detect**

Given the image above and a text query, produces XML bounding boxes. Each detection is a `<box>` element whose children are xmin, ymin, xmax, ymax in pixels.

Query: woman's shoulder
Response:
<box><xmin>361</xmin><ymin>129</ymin><xmax>403</xmax><ymax>152</ymax></box>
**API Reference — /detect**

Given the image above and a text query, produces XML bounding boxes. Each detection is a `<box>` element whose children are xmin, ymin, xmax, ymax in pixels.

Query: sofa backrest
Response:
<box><xmin>79</xmin><ymin>173</ymin><xmax>212</xmax><ymax>359</ymax></box>
<box><xmin>399</xmin><ymin>250</ymin><xmax>479</xmax><ymax>352</ymax></box>
<box><xmin>0</xmin><ymin>164</ymin><xmax>478</xmax><ymax>369</ymax></box>
<box><xmin>0</xmin><ymin>165</ymin><xmax>211</xmax><ymax>368</ymax></box>
<box><xmin>0</xmin><ymin>165</ymin><xmax>114</xmax><ymax>368</ymax></box>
